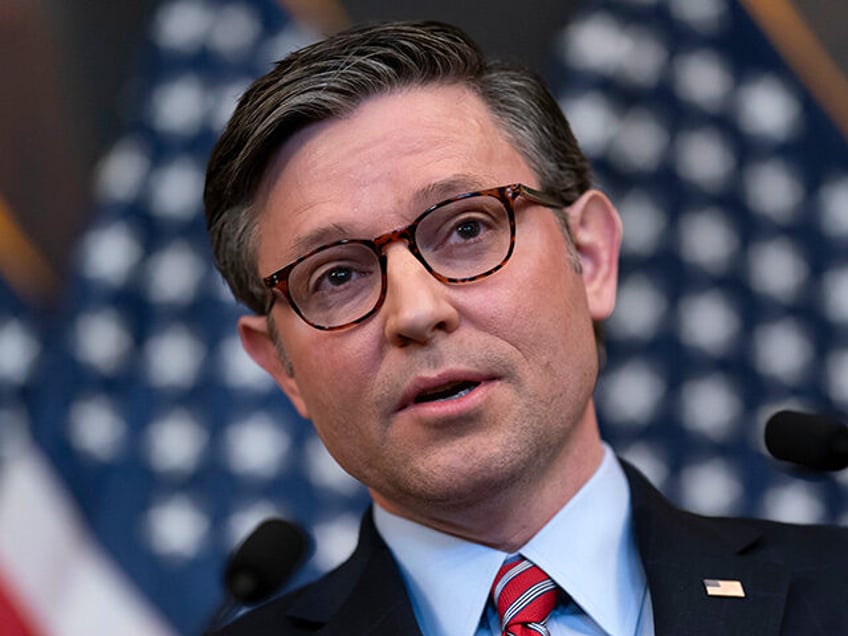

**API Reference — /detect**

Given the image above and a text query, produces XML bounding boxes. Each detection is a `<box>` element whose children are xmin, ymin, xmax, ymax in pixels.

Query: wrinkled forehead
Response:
<box><xmin>243</xmin><ymin>86</ymin><xmax>542</xmax><ymax>286</ymax></box>
<box><xmin>253</xmin><ymin>81</ymin><xmax>527</xmax><ymax>196</ymax></box>
<box><xmin>251</xmin><ymin>84</ymin><xmax>531</xmax><ymax>241</ymax></box>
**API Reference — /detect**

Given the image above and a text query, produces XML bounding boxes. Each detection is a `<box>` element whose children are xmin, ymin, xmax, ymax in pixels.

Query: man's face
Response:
<box><xmin>240</xmin><ymin>84</ymin><xmax>620</xmax><ymax>530</ymax></box>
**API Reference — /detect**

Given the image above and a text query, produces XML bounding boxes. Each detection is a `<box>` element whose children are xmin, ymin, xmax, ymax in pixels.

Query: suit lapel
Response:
<box><xmin>285</xmin><ymin>510</ymin><xmax>423</xmax><ymax>636</ymax></box>
<box><xmin>283</xmin><ymin>465</ymin><xmax>798</xmax><ymax>636</ymax></box>
<box><xmin>623</xmin><ymin>462</ymin><xmax>790</xmax><ymax>636</ymax></box>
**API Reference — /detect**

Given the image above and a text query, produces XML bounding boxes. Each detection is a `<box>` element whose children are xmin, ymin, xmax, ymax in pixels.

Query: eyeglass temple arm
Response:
<box><xmin>516</xmin><ymin>184</ymin><xmax>568</xmax><ymax>210</ymax></box>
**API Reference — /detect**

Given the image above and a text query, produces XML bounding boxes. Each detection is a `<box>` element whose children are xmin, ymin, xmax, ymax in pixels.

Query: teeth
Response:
<box><xmin>450</xmin><ymin>386</ymin><xmax>474</xmax><ymax>400</ymax></box>
<box><xmin>414</xmin><ymin>381</ymin><xmax>479</xmax><ymax>404</ymax></box>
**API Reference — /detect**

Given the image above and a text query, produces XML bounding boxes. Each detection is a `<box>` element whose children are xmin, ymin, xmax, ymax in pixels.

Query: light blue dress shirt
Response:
<box><xmin>373</xmin><ymin>445</ymin><xmax>654</xmax><ymax>636</ymax></box>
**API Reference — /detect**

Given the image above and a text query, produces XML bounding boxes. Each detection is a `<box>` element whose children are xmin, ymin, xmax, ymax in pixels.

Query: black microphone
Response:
<box><xmin>204</xmin><ymin>518</ymin><xmax>310</xmax><ymax>634</ymax></box>
<box><xmin>764</xmin><ymin>410</ymin><xmax>848</xmax><ymax>471</ymax></box>
<box><xmin>225</xmin><ymin>518</ymin><xmax>310</xmax><ymax>603</ymax></box>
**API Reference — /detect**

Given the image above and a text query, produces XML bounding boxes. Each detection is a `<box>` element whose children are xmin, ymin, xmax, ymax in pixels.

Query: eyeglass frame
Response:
<box><xmin>262</xmin><ymin>183</ymin><xmax>567</xmax><ymax>330</ymax></box>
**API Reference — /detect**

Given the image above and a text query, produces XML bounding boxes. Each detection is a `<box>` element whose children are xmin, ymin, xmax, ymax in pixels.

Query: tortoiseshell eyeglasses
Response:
<box><xmin>262</xmin><ymin>183</ymin><xmax>565</xmax><ymax>331</ymax></box>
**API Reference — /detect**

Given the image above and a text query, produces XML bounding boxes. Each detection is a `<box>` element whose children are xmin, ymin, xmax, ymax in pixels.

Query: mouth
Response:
<box><xmin>412</xmin><ymin>380</ymin><xmax>481</xmax><ymax>404</ymax></box>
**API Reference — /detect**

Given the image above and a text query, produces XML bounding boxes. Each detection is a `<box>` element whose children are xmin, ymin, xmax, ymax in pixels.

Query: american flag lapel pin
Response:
<box><xmin>703</xmin><ymin>579</ymin><xmax>745</xmax><ymax>598</ymax></box>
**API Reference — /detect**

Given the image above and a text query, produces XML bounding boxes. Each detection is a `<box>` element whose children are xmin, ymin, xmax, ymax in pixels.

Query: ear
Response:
<box><xmin>237</xmin><ymin>314</ymin><xmax>311</xmax><ymax>419</ymax></box>
<box><xmin>568</xmin><ymin>189</ymin><xmax>622</xmax><ymax>321</ymax></box>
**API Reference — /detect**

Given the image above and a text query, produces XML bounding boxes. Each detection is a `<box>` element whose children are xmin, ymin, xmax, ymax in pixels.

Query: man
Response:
<box><xmin>204</xmin><ymin>21</ymin><xmax>848</xmax><ymax>636</ymax></box>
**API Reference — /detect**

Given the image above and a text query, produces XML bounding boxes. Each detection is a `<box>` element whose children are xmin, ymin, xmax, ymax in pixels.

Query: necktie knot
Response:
<box><xmin>491</xmin><ymin>557</ymin><xmax>557</xmax><ymax>636</ymax></box>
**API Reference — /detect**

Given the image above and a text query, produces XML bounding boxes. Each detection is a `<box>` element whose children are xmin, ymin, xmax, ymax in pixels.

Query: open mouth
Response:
<box><xmin>413</xmin><ymin>380</ymin><xmax>480</xmax><ymax>404</ymax></box>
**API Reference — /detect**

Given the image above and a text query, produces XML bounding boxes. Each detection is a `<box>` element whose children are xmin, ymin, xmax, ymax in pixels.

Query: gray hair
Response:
<box><xmin>204</xmin><ymin>20</ymin><xmax>592</xmax><ymax>316</ymax></box>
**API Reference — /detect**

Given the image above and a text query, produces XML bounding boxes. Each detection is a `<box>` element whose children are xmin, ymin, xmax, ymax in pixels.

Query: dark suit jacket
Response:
<box><xmin>214</xmin><ymin>463</ymin><xmax>848</xmax><ymax>635</ymax></box>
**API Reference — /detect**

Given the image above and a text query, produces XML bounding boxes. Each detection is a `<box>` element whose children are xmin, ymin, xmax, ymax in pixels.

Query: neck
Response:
<box><xmin>371</xmin><ymin>410</ymin><xmax>605</xmax><ymax>552</ymax></box>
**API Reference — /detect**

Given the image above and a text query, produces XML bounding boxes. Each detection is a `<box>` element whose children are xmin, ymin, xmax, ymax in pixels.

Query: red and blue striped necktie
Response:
<box><xmin>491</xmin><ymin>557</ymin><xmax>558</xmax><ymax>636</ymax></box>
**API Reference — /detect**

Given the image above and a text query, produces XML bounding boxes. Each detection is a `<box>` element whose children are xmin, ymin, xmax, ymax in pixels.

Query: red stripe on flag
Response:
<box><xmin>0</xmin><ymin>570</ymin><xmax>42</xmax><ymax>636</ymax></box>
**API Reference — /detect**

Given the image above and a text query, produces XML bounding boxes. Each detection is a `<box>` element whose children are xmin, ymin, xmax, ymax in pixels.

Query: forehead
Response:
<box><xmin>253</xmin><ymin>84</ymin><xmax>535</xmax><ymax>267</ymax></box>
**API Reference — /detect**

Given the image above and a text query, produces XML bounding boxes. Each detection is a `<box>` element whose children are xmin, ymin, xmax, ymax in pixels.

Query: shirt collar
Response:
<box><xmin>373</xmin><ymin>445</ymin><xmax>646</xmax><ymax>636</ymax></box>
<box><xmin>521</xmin><ymin>446</ymin><xmax>646</xmax><ymax>635</ymax></box>
<box><xmin>372</xmin><ymin>502</ymin><xmax>504</xmax><ymax>636</ymax></box>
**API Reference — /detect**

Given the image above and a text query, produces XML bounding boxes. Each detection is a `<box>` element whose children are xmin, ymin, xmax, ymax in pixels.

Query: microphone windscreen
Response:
<box><xmin>224</xmin><ymin>518</ymin><xmax>310</xmax><ymax>603</ymax></box>
<box><xmin>764</xmin><ymin>410</ymin><xmax>848</xmax><ymax>471</ymax></box>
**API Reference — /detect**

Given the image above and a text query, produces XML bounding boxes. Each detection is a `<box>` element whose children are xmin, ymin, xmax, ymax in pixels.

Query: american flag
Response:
<box><xmin>0</xmin><ymin>0</ymin><xmax>846</xmax><ymax>633</ymax></box>
<box><xmin>552</xmin><ymin>0</ymin><xmax>848</xmax><ymax>522</ymax></box>
<box><xmin>3</xmin><ymin>1</ymin><xmax>368</xmax><ymax>633</ymax></box>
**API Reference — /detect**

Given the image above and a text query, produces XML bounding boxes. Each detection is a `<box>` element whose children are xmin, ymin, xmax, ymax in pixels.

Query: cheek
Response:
<box><xmin>286</xmin><ymin>326</ymin><xmax>380</xmax><ymax>419</ymax></box>
<box><xmin>481</xmin><ymin>247</ymin><xmax>595</xmax><ymax>366</ymax></box>
<box><xmin>489</xmin><ymin>242</ymin><xmax>587</xmax><ymax>328</ymax></box>
<box><xmin>287</xmin><ymin>332</ymin><xmax>389</xmax><ymax>484</ymax></box>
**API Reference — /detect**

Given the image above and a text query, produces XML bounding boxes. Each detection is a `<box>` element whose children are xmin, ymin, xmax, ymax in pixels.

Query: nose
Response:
<box><xmin>381</xmin><ymin>243</ymin><xmax>460</xmax><ymax>346</ymax></box>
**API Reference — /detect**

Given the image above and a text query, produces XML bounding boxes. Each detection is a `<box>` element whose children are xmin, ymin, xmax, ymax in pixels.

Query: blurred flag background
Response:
<box><xmin>0</xmin><ymin>0</ymin><xmax>846</xmax><ymax>633</ymax></box>
<box><xmin>553</xmin><ymin>0</ymin><xmax>848</xmax><ymax>520</ymax></box>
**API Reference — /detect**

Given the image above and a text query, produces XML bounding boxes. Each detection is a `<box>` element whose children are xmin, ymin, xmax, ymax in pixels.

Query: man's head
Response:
<box><xmin>204</xmin><ymin>21</ymin><xmax>622</xmax><ymax>545</ymax></box>
<box><xmin>205</xmin><ymin>20</ymin><xmax>591</xmax><ymax>316</ymax></box>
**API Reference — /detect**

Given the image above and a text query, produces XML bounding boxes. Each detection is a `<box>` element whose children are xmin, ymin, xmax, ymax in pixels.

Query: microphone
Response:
<box><xmin>204</xmin><ymin>518</ymin><xmax>310</xmax><ymax>633</ymax></box>
<box><xmin>764</xmin><ymin>410</ymin><xmax>848</xmax><ymax>471</ymax></box>
<box><xmin>225</xmin><ymin>518</ymin><xmax>310</xmax><ymax>603</ymax></box>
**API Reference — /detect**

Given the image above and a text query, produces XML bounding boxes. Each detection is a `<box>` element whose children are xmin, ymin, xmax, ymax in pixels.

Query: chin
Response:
<box><xmin>395</xmin><ymin>458</ymin><xmax>523</xmax><ymax>510</ymax></box>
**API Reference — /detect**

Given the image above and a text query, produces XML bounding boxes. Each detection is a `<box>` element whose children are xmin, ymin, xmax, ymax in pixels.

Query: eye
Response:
<box><xmin>454</xmin><ymin>219</ymin><xmax>482</xmax><ymax>241</ymax></box>
<box><xmin>323</xmin><ymin>266</ymin><xmax>354</xmax><ymax>287</ymax></box>
<box><xmin>309</xmin><ymin>262</ymin><xmax>369</xmax><ymax>294</ymax></box>
<box><xmin>439</xmin><ymin>210</ymin><xmax>498</xmax><ymax>248</ymax></box>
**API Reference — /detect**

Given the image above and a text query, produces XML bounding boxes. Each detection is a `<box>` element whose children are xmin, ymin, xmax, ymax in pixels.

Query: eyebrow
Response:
<box><xmin>287</xmin><ymin>174</ymin><xmax>494</xmax><ymax>259</ymax></box>
<box><xmin>289</xmin><ymin>222</ymin><xmax>355</xmax><ymax>258</ymax></box>
<box><xmin>411</xmin><ymin>174</ymin><xmax>490</xmax><ymax>209</ymax></box>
